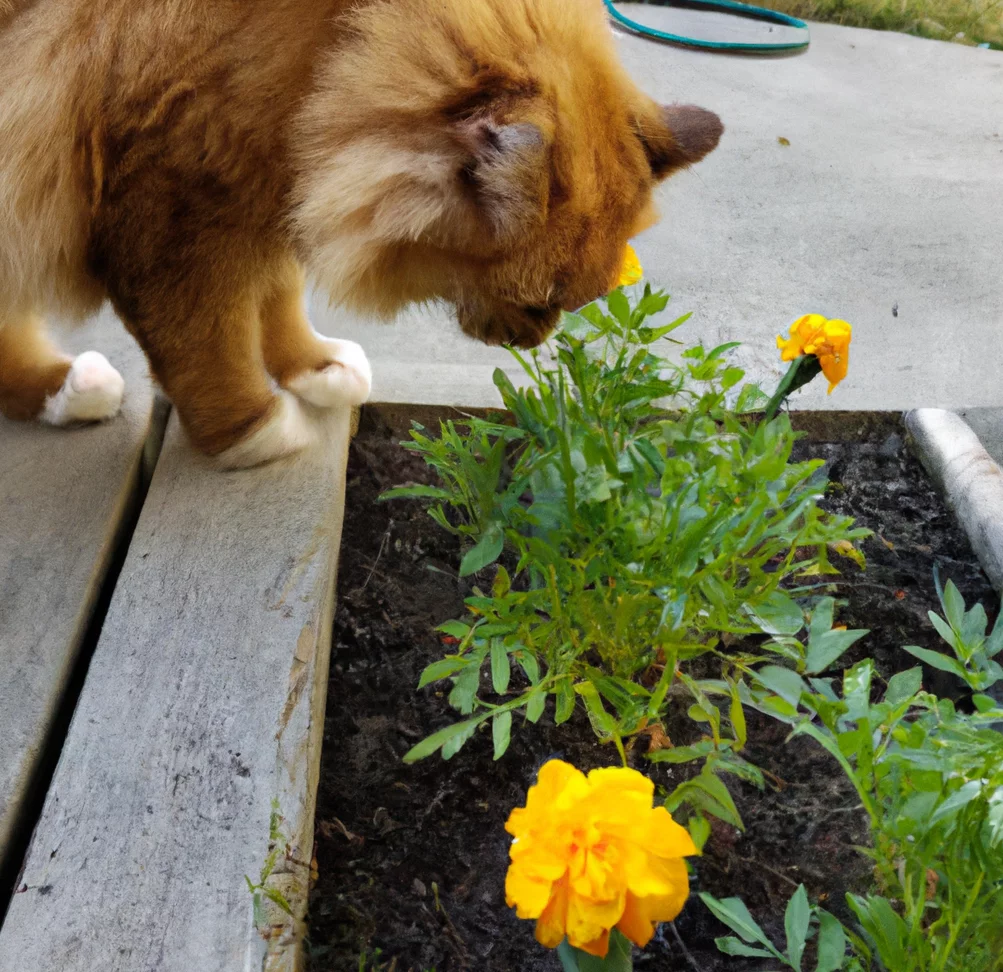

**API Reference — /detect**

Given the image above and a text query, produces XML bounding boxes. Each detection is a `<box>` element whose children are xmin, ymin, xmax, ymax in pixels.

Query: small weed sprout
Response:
<box><xmin>245</xmin><ymin>799</ymin><xmax>295</xmax><ymax>933</ymax></box>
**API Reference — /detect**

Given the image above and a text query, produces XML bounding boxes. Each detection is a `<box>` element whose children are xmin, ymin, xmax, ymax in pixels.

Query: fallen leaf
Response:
<box><xmin>879</xmin><ymin>535</ymin><xmax>895</xmax><ymax>550</ymax></box>
<box><xmin>778</xmin><ymin>136</ymin><xmax>791</xmax><ymax>146</ymax></box>
<box><xmin>645</xmin><ymin>724</ymin><xmax>673</xmax><ymax>752</ymax></box>
<box><xmin>895</xmin><ymin>589</ymin><xmax>907</xmax><ymax>600</ymax></box>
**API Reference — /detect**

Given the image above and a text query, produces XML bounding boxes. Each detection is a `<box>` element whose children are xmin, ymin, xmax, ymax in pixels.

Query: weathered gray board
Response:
<box><xmin>0</xmin><ymin>309</ymin><xmax>157</xmax><ymax>874</ymax></box>
<box><xmin>0</xmin><ymin>407</ymin><xmax>352</xmax><ymax>972</ymax></box>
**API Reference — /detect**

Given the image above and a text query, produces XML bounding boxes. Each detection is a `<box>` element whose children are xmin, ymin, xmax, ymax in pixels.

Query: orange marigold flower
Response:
<box><xmin>504</xmin><ymin>760</ymin><xmax>697</xmax><ymax>958</ymax></box>
<box><xmin>616</xmin><ymin>244</ymin><xmax>643</xmax><ymax>287</ymax></box>
<box><xmin>776</xmin><ymin>314</ymin><xmax>852</xmax><ymax>393</ymax></box>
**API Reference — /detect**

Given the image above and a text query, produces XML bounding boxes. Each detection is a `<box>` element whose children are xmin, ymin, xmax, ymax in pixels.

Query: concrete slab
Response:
<box><xmin>0</xmin><ymin>408</ymin><xmax>352</xmax><ymax>972</ymax></box>
<box><xmin>0</xmin><ymin>309</ymin><xmax>159</xmax><ymax>876</ymax></box>
<box><xmin>313</xmin><ymin>17</ymin><xmax>1003</xmax><ymax>411</ymax></box>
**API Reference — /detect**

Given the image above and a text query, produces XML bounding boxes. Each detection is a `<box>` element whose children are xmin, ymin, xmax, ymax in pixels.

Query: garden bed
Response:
<box><xmin>307</xmin><ymin>407</ymin><xmax>995</xmax><ymax>972</ymax></box>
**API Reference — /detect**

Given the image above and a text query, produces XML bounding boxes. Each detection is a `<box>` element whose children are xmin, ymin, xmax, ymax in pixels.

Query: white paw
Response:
<box><xmin>215</xmin><ymin>391</ymin><xmax>314</xmax><ymax>469</ymax></box>
<box><xmin>286</xmin><ymin>338</ymin><xmax>372</xmax><ymax>408</ymax></box>
<box><xmin>41</xmin><ymin>351</ymin><xmax>125</xmax><ymax>426</ymax></box>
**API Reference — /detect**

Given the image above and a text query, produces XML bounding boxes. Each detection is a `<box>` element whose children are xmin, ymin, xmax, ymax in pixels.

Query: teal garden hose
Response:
<box><xmin>603</xmin><ymin>0</ymin><xmax>811</xmax><ymax>53</ymax></box>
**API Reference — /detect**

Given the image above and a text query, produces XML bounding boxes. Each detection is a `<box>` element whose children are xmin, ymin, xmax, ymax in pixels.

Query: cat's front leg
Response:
<box><xmin>0</xmin><ymin>314</ymin><xmax>124</xmax><ymax>425</ymax></box>
<box><xmin>117</xmin><ymin>282</ymin><xmax>315</xmax><ymax>469</ymax></box>
<box><xmin>260</xmin><ymin>257</ymin><xmax>372</xmax><ymax>409</ymax></box>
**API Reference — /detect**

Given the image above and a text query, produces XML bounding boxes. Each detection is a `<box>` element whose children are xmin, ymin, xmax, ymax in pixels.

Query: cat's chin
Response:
<box><xmin>456</xmin><ymin>302</ymin><xmax>559</xmax><ymax>349</ymax></box>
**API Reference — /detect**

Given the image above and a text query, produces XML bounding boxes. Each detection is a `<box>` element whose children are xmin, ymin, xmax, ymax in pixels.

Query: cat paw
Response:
<box><xmin>215</xmin><ymin>390</ymin><xmax>314</xmax><ymax>469</ymax></box>
<box><xmin>286</xmin><ymin>339</ymin><xmax>372</xmax><ymax>408</ymax></box>
<box><xmin>41</xmin><ymin>351</ymin><xmax>125</xmax><ymax>425</ymax></box>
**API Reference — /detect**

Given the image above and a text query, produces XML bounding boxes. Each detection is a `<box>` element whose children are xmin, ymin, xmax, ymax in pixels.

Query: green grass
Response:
<box><xmin>768</xmin><ymin>0</ymin><xmax>1003</xmax><ymax>46</ymax></box>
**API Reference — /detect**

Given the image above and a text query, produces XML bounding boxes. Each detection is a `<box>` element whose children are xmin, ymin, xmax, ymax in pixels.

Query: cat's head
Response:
<box><xmin>293</xmin><ymin>0</ymin><xmax>722</xmax><ymax>348</ymax></box>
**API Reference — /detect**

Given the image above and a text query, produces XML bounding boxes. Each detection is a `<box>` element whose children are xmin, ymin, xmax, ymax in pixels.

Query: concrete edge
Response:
<box><xmin>904</xmin><ymin>408</ymin><xmax>1003</xmax><ymax>593</ymax></box>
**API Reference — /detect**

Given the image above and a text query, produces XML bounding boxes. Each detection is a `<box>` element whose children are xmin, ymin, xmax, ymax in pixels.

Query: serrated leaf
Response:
<box><xmin>418</xmin><ymin>657</ymin><xmax>467</xmax><ymax>689</ymax></box>
<box><xmin>379</xmin><ymin>484</ymin><xmax>452</xmax><ymax>501</ymax></box>
<box><xmin>714</xmin><ymin>937</ymin><xmax>774</xmax><ymax>958</ymax></box>
<box><xmin>403</xmin><ymin>715</ymin><xmax>486</xmax><ymax>763</ymax></box>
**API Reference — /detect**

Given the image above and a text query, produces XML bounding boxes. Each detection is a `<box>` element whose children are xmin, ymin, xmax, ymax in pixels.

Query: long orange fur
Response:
<box><xmin>0</xmin><ymin>0</ymin><xmax>721</xmax><ymax>462</ymax></box>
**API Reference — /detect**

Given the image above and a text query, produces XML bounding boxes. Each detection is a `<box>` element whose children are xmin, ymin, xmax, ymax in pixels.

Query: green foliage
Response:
<box><xmin>700</xmin><ymin>885</ymin><xmax>860</xmax><ymax>971</ymax></box>
<box><xmin>385</xmin><ymin>285</ymin><xmax>866</xmax><ymax>832</ymax></box>
<box><xmin>711</xmin><ymin>581</ymin><xmax>1003</xmax><ymax>971</ymax></box>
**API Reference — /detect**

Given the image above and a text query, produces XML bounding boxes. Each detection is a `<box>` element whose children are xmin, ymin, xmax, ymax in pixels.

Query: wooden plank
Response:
<box><xmin>0</xmin><ymin>406</ymin><xmax>351</xmax><ymax>972</ymax></box>
<box><xmin>0</xmin><ymin>307</ymin><xmax>158</xmax><ymax>874</ymax></box>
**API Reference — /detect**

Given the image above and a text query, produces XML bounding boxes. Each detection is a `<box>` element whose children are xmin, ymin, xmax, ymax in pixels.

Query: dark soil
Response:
<box><xmin>307</xmin><ymin>410</ymin><xmax>995</xmax><ymax>972</ymax></box>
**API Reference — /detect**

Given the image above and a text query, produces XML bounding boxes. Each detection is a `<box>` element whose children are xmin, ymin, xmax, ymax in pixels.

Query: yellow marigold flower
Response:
<box><xmin>776</xmin><ymin>314</ymin><xmax>852</xmax><ymax>393</ymax></box>
<box><xmin>504</xmin><ymin>760</ymin><xmax>697</xmax><ymax>958</ymax></box>
<box><xmin>616</xmin><ymin>244</ymin><xmax>643</xmax><ymax>287</ymax></box>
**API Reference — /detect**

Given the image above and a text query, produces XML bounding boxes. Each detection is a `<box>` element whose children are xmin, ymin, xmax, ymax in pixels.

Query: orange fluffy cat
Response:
<box><xmin>0</xmin><ymin>0</ymin><xmax>721</xmax><ymax>468</ymax></box>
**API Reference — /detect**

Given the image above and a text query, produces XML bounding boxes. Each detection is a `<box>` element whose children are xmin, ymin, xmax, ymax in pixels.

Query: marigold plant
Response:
<box><xmin>506</xmin><ymin>760</ymin><xmax>696</xmax><ymax>964</ymax></box>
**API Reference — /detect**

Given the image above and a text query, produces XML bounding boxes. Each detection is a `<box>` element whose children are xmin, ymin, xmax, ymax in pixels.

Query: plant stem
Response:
<box><xmin>763</xmin><ymin>355</ymin><xmax>822</xmax><ymax>422</ymax></box>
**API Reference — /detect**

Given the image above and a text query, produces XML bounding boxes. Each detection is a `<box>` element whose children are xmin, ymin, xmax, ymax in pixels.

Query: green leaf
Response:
<box><xmin>735</xmin><ymin>383</ymin><xmax>770</xmax><ymax>414</ymax></box>
<box><xmin>784</xmin><ymin>884</ymin><xmax>810</xmax><ymax>971</ymax></box>
<box><xmin>436</xmin><ymin>620</ymin><xmax>471</xmax><ymax>638</ymax></box>
<box><xmin>699</xmin><ymin>893</ymin><xmax>777</xmax><ymax>952</ymax></box>
<box><xmin>884</xmin><ymin>666</ymin><xmax>923</xmax><ymax>705</ymax></box>
<box><xmin>688</xmin><ymin>813</ymin><xmax>711</xmax><ymax>851</ymax></box>
<box><xmin>378</xmin><ymin>484</ymin><xmax>453</xmax><ymax>501</ymax></box>
<box><xmin>404</xmin><ymin>715</ymin><xmax>486</xmax><ymax>763</ymax></box>
<box><xmin>746</xmin><ymin>591</ymin><xmax>805</xmax><ymax>636</ymax></box>
<box><xmin>606</xmin><ymin>289</ymin><xmax>631</xmax><ymax>326</ymax></box>
<box><xmin>687</xmin><ymin>769</ymin><xmax>744</xmax><ymax>830</ymax></box>
<box><xmin>449</xmin><ymin>661</ymin><xmax>481</xmax><ymax>714</ymax></box>
<box><xmin>490</xmin><ymin>641</ymin><xmax>511</xmax><ymax>694</ymax></box>
<box><xmin>492</xmin><ymin>710</ymin><xmax>512</xmax><ymax>760</ymax></box>
<box><xmin>714</xmin><ymin>937</ymin><xmax>774</xmax><ymax>958</ymax></box>
<box><xmin>558</xmin><ymin>929</ymin><xmax>633</xmax><ymax>972</ymax></box>
<box><xmin>526</xmin><ymin>689</ymin><xmax>547</xmax><ymax>724</ymax></box>
<box><xmin>441</xmin><ymin>718</ymin><xmax>480</xmax><ymax>759</ymax></box>
<box><xmin>754</xmin><ymin>665</ymin><xmax>807</xmax><ymax>709</ymax></box>
<box><xmin>459</xmin><ymin>527</ymin><xmax>504</xmax><ymax>577</ymax></box>
<box><xmin>555</xmin><ymin>679</ymin><xmax>576</xmax><ymax>724</ymax></box>
<box><xmin>815</xmin><ymin>911</ymin><xmax>847</xmax><ymax>972</ymax></box>
<box><xmin>901</xmin><ymin>644</ymin><xmax>968</xmax><ymax>680</ymax></box>
<box><xmin>418</xmin><ymin>657</ymin><xmax>468</xmax><ymax>689</ymax></box>
<box><xmin>930</xmin><ymin>779</ymin><xmax>982</xmax><ymax>825</ymax></box>
<box><xmin>942</xmin><ymin>579</ymin><xmax>966</xmax><ymax>631</ymax></box>
<box><xmin>805</xmin><ymin>627</ymin><xmax>869</xmax><ymax>675</ymax></box>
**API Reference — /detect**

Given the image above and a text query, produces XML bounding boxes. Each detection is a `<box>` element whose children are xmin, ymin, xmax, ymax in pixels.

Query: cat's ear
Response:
<box><xmin>454</xmin><ymin>117</ymin><xmax>550</xmax><ymax>239</ymax></box>
<box><xmin>637</xmin><ymin>104</ymin><xmax>723</xmax><ymax>181</ymax></box>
